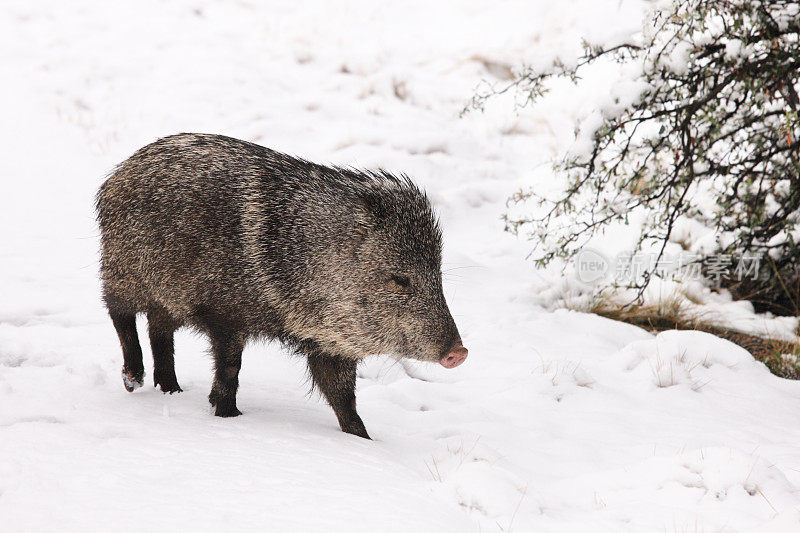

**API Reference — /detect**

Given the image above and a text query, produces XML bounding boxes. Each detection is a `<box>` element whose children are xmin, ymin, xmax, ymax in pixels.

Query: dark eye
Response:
<box><xmin>389</xmin><ymin>274</ymin><xmax>411</xmax><ymax>291</ymax></box>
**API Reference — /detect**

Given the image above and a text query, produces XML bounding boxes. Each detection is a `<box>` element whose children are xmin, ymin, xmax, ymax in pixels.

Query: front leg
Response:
<box><xmin>207</xmin><ymin>329</ymin><xmax>245</xmax><ymax>417</ymax></box>
<box><xmin>307</xmin><ymin>353</ymin><xmax>370</xmax><ymax>439</ymax></box>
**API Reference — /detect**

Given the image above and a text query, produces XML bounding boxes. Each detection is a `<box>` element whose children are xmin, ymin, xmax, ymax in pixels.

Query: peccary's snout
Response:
<box><xmin>439</xmin><ymin>341</ymin><xmax>468</xmax><ymax>368</ymax></box>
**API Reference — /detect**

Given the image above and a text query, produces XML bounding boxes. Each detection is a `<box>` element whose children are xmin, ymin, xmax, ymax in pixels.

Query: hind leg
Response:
<box><xmin>147</xmin><ymin>307</ymin><xmax>182</xmax><ymax>393</ymax></box>
<box><xmin>110</xmin><ymin>310</ymin><xmax>145</xmax><ymax>392</ymax></box>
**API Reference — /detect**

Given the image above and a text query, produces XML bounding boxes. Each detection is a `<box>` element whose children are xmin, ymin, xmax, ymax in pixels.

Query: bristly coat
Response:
<box><xmin>97</xmin><ymin>133</ymin><xmax>467</xmax><ymax>438</ymax></box>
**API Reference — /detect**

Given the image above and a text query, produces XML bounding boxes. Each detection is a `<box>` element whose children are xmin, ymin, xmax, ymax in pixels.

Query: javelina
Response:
<box><xmin>96</xmin><ymin>133</ymin><xmax>468</xmax><ymax>439</ymax></box>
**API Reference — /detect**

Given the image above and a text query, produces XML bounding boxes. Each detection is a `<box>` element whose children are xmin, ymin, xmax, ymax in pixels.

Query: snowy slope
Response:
<box><xmin>2</xmin><ymin>0</ymin><xmax>800</xmax><ymax>531</ymax></box>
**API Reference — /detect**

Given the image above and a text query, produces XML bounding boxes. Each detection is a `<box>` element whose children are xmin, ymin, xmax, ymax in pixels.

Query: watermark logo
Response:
<box><xmin>575</xmin><ymin>248</ymin><xmax>611</xmax><ymax>284</ymax></box>
<box><xmin>574</xmin><ymin>250</ymin><xmax>762</xmax><ymax>285</ymax></box>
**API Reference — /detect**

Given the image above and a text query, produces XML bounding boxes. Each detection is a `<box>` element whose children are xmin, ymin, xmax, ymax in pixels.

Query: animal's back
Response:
<box><xmin>97</xmin><ymin>133</ymin><xmax>277</xmax><ymax>319</ymax></box>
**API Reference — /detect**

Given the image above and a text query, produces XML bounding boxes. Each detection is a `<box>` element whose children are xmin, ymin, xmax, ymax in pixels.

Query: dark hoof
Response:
<box><xmin>214</xmin><ymin>405</ymin><xmax>242</xmax><ymax>417</ymax></box>
<box><xmin>344</xmin><ymin>427</ymin><xmax>371</xmax><ymax>439</ymax></box>
<box><xmin>209</xmin><ymin>391</ymin><xmax>241</xmax><ymax>417</ymax></box>
<box><xmin>154</xmin><ymin>376</ymin><xmax>183</xmax><ymax>394</ymax></box>
<box><xmin>341</xmin><ymin>419</ymin><xmax>371</xmax><ymax>439</ymax></box>
<box><xmin>122</xmin><ymin>369</ymin><xmax>144</xmax><ymax>392</ymax></box>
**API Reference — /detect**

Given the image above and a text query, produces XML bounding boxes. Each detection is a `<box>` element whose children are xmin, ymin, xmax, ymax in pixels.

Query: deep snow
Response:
<box><xmin>2</xmin><ymin>0</ymin><xmax>800</xmax><ymax>531</ymax></box>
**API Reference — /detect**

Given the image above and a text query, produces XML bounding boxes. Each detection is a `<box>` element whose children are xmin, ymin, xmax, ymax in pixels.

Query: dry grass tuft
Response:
<box><xmin>587</xmin><ymin>293</ymin><xmax>800</xmax><ymax>380</ymax></box>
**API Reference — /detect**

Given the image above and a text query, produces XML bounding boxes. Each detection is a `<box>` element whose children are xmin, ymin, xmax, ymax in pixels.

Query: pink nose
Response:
<box><xmin>440</xmin><ymin>345</ymin><xmax>468</xmax><ymax>369</ymax></box>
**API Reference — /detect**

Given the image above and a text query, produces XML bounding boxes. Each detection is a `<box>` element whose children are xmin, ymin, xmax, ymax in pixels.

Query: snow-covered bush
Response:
<box><xmin>473</xmin><ymin>0</ymin><xmax>800</xmax><ymax>312</ymax></box>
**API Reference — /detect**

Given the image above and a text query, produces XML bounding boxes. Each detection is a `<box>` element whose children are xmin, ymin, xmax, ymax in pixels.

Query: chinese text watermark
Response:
<box><xmin>575</xmin><ymin>249</ymin><xmax>762</xmax><ymax>285</ymax></box>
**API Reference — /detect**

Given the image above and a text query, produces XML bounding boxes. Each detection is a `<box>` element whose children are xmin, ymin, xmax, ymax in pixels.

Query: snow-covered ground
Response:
<box><xmin>3</xmin><ymin>0</ymin><xmax>800</xmax><ymax>531</ymax></box>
